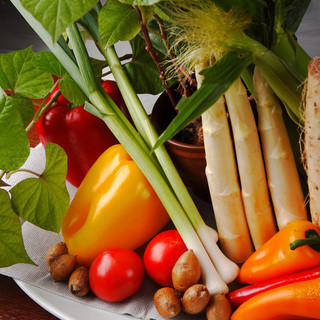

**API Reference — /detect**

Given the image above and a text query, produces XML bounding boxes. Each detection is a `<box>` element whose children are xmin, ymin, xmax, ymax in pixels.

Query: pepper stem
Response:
<box><xmin>290</xmin><ymin>230</ymin><xmax>320</xmax><ymax>251</ymax></box>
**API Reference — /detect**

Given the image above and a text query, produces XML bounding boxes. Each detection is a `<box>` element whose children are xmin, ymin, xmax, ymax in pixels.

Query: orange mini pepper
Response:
<box><xmin>238</xmin><ymin>220</ymin><xmax>320</xmax><ymax>284</ymax></box>
<box><xmin>62</xmin><ymin>144</ymin><xmax>169</xmax><ymax>266</ymax></box>
<box><xmin>231</xmin><ymin>277</ymin><xmax>320</xmax><ymax>320</ymax></box>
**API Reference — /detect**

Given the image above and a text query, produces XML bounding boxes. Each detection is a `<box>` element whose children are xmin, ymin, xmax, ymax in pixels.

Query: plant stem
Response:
<box><xmin>25</xmin><ymin>81</ymin><xmax>61</xmax><ymax>133</ymax></box>
<box><xmin>152</xmin><ymin>12</ymin><xmax>190</xmax><ymax>97</ymax></box>
<box><xmin>135</xmin><ymin>6</ymin><xmax>176</xmax><ymax>107</ymax></box>
<box><xmin>5</xmin><ymin>168</ymin><xmax>41</xmax><ymax>179</ymax></box>
<box><xmin>67</xmin><ymin>23</ymin><xmax>155</xmax><ymax>155</ymax></box>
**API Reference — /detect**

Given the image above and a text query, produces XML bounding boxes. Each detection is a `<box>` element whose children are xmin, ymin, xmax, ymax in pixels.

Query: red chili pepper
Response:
<box><xmin>227</xmin><ymin>265</ymin><xmax>320</xmax><ymax>309</ymax></box>
<box><xmin>36</xmin><ymin>80</ymin><xmax>128</xmax><ymax>187</ymax></box>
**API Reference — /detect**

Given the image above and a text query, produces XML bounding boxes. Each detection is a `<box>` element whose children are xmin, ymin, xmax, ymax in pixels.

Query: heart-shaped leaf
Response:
<box><xmin>0</xmin><ymin>47</ymin><xmax>53</xmax><ymax>99</ymax></box>
<box><xmin>32</xmin><ymin>51</ymin><xmax>67</xmax><ymax>78</ymax></box>
<box><xmin>20</xmin><ymin>0</ymin><xmax>99</xmax><ymax>43</ymax></box>
<box><xmin>7</xmin><ymin>94</ymin><xmax>34</xmax><ymax>127</ymax></box>
<box><xmin>10</xmin><ymin>143</ymin><xmax>69</xmax><ymax>233</ymax></box>
<box><xmin>99</xmin><ymin>0</ymin><xmax>153</xmax><ymax>47</ymax></box>
<box><xmin>0</xmin><ymin>91</ymin><xmax>30</xmax><ymax>171</ymax></box>
<box><xmin>99</xmin><ymin>0</ymin><xmax>141</xmax><ymax>47</ymax></box>
<box><xmin>59</xmin><ymin>75</ymin><xmax>88</xmax><ymax>106</ymax></box>
<box><xmin>0</xmin><ymin>189</ymin><xmax>35</xmax><ymax>267</ymax></box>
<box><xmin>124</xmin><ymin>36</ymin><xmax>173</xmax><ymax>94</ymax></box>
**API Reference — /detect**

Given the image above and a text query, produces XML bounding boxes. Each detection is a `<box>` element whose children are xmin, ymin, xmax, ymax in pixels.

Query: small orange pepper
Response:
<box><xmin>238</xmin><ymin>220</ymin><xmax>320</xmax><ymax>284</ymax></box>
<box><xmin>231</xmin><ymin>277</ymin><xmax>320</xmax><ymax>320</ymax></box>
<box><xmin>62</xmin><ymin>144</ymin><xmax>169</xmax><ymax>266</ymax></box>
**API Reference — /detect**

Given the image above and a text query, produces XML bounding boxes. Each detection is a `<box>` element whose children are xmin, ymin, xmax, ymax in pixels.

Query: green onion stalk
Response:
<box><xmin>79</xmin><ymin>10</ymin><xmax>239</xmax><ymax>284</ymax></box>
<box><xmin>10</xmin><ymin>0</ymin><xmax>239</xmax><ymax>295</ymax></box>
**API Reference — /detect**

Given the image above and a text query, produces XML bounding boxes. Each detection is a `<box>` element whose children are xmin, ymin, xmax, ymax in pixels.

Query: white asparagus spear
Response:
<box><xmin>225</xmin><ymin>78</ymin><xmax>277</xmax><ymax>250</ymax></box>
<box><xmin>305</xmin><ymin>57</ymin><xmax>320</xmax><ymax>227</ymax></box>
<box><xmin>196</xmin><ymin>66</ymin><xmax>253</xmax><ymax>263</ymax></box>
<box><xmin>253</xmin><ymin>67</ymin><xmax>308</xmax><ymax>229</ymax></box>
<box><xmin>200</xmin><ymin>91</ymin><xmax>253</xmax><ymax>263</ymax></box>
<box><xmin>195</xmin><ymin>66</ymin><xmax>250</xmax><ymax>271</ymax></box>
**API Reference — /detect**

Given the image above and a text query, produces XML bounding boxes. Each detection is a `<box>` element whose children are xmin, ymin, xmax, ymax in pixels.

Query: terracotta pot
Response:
<box><xmin>151</xmin><ymin>89</ymin><xmax>210</xmax><ymax>201</ymax></box>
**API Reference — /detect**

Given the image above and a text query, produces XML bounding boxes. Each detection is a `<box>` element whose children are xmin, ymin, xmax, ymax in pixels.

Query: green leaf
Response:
<box><xmin>20</xmin><ymin>0</ymin><xmax>99</xmax><ymax>43</ymax></box>
<box><xmin>99</xmin><ymin>0</ymin><xmax>153</xmax><ymax>47</ymax></box>
<box><xmin>274</xmin><ymin>0</ymin><xmax>311</xmax><ymax>34</ymax></box>
<box><xmin>0</xmin><ymin>47</ymin><xmax>53</xmax><ymax>99</ymax></box>
<box><xmin>241</xmin><ymin>67</ymin><xmax>254</xmax><ymax>97</ymax></box>
<box><xmin>90</xmin><ymin>57</ymin><xmax>108</xmax><ymax>80</ymax></box>
<box><xmin>118</xmin><ymin>0</ymin><xmax>161</xmax><ymax>4</ymax></box>
<box><xmin>98</xmin><ymin>0</ymin><xmax>140</xmax><ymax>47</ymax></box>
<box><xmin>248</xmin><ymin>1</ymin><xmax>274</xmax><ymax>48</ymax></box>
<box><xmin>0</xmin><ymin>92</ymin><xmax>30</xmax><ymax>171</ymax></box>
<box><xmin>153</xmin><ymin>52</ymin><xmax>253</xmax><ymax>149</ymax></box>
<box><xmin>32</xmin><ymin>52</ymin><xmax>105</xmax><ymax>86</ymax></box>
<box><xmin>273</xmin><ymin>33</ymin><xmax>310</xmax><ymax>80</ymax></box>
<box><xmin>143</xmin><ymin>18</ymin><xmax>171</xmax><ymax>56</ymax></box>
<box><xmin>124</xmin><ymin>36</ymin><xmax>169</xmax><ymax>94</ymax></box>
<box><xmin>10</xmin><ymin>143</ymin><xmax>69</xmax><ymax>233</ymax></box>
<box><xmin>0</xmin><ymin>189</ymin><xmax>35</xmax><ymax>267</ymax></box>
<box><xmin>210</xmin><ymin>0</ymin><xmax>266</xmax><ymax>13</ymax></box>
<box><xmin>154</xmin><ymin>3</ymin><xmax>173</xmax><ymax>22</ymax></box>
<box><xmin>59</xmin><ymin>75</ymin><xmax>87</xmax><ymax>106</ymax></box>
<box><xmin>32</xmin><ymin>51</ymin><xmax>67</xmax><ymax>77</ymax></box>
<box><xmin>7</xmin><ymin>94</ymin><xmax>35</xmax><ymax>127</ymax></box>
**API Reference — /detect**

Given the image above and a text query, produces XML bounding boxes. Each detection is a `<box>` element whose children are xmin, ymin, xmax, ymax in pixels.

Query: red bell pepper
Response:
<box><xmin>227</xmin><ymin>265</ymin><xmax>320</xmax><ymax>309</ymax></box>
<box><xmin>36</xmin><ymin>80</ymin><xmax>128</xmax><ymax>187</ymax></box>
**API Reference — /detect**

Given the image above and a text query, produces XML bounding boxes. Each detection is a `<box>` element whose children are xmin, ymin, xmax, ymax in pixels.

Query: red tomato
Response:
<box><xmin>89</xmin><ymin>248</ymin><xmax>145</xmax><ymax>302</ymax></box>
<box><xmin>143</xmin><ymin>230</ymin><xmax>188</xmax><ymax>287</ymax></box>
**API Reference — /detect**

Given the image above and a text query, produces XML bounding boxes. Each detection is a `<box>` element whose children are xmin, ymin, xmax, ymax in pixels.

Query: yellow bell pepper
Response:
<box><xmin>62</xmin><ymin>144</ymin><xmax>169</xmax><ymax>266</ymax></box>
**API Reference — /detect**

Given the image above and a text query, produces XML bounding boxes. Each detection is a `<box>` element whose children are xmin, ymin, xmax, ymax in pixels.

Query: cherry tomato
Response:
<box><xmin>89</xmin><ymin>248</ymin><xmax>145</xmax><ymax>302</ymax></box>
<box><xmin>143</xmin><ymin>230</ymin><xmax>188</xmax><ymax>287</ymax></box>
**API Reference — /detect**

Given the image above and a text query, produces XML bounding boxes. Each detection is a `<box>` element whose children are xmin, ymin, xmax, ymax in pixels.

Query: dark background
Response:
<box><xmin>0</xmin><ymin>0</ymin><xmax>48</xmax><ymax>53</ymax></box>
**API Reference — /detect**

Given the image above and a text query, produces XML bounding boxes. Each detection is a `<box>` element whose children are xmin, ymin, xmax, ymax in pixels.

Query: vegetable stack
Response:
<box><xmin>0</xmin><ymin>0</ymin><xmax>246</xmax><ymax>296</ymax></box>
<box><xmin>153</xmin><ymin>0</ymin><xmax>310</xmax><ymax>262</ymax></box>
<box><xmin>0</xmin><ymin>0</ymin><xmax>315</xmax><ymax>308</ymax></box>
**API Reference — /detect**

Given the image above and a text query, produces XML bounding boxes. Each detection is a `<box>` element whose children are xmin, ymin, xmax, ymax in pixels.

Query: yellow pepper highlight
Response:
<box><xmin>62</xmin><ymin>144</ymin><xmax>169</xmax><ymax>266</ymax></box>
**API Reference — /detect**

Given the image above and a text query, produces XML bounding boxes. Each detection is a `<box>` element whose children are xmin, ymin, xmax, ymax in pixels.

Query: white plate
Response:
<box><xmin>15</xmin><ymin>280</ymin><xmax>139</xmax><ymax>320</ymax></box>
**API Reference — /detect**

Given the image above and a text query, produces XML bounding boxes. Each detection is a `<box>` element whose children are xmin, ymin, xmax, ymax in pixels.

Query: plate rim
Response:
<box><xmin>15</xmin><ymin>279</ymin><xmax>139</xmax><ymax>320</ymax></box>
